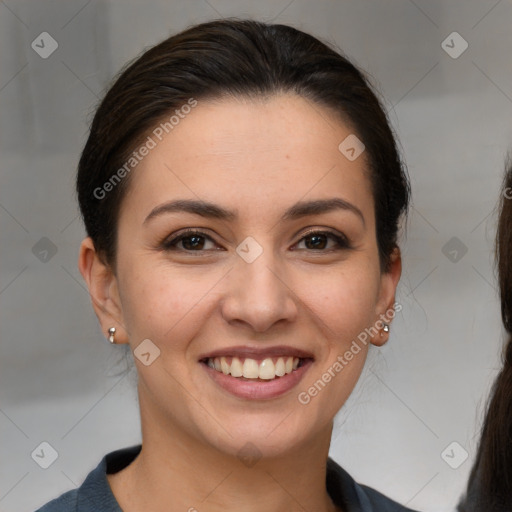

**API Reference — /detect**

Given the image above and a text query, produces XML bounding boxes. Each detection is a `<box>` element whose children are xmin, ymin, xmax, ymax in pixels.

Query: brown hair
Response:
<box><xmin>76</xmin><ymin>18</ymin><xmax>410</xmax><ymax>272</ymax></box>
<box><xmin>458</xmin><ymin>160</ymin><xmax>512</xmax><ymax>510</ymax></box>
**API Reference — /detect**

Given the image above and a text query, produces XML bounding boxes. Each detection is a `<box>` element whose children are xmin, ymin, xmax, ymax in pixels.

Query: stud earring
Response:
<box><xmin>381</xmin><ymin>323</ymin><xmax>390</xmax><ymax>335</ymax></box>
<box><xmin>108</xmin><ymin>327</ymin><xmax>116</xmax><ymax>344</ymax></box>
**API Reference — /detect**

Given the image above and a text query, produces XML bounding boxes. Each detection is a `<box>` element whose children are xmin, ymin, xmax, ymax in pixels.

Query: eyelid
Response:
<box><xmin>298</xmin><ymin>227</ymin><xmax>348</xmax><ymax>242</ymax></box>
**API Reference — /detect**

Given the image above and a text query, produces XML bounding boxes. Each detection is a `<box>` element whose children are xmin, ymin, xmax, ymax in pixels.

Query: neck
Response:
<box><xmin>108</xmin><ymin>395</ymin><xmax>342</xmax><ymax>512</ymax></box>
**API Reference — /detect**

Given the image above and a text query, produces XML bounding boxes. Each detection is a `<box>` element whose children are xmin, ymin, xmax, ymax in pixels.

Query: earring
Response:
<box><xmin>381</xmin><ymin>323</ymin><xmax>390</xmax><ymax>336</ymax></box>
<box><xmin>108</xmin><ymin>327</ymin><xmax>116</xmax><ymax>344</ymax></box>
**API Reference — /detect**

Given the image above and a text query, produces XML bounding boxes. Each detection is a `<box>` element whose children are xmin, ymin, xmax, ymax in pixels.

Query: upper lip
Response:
<box><xmin>198</xmin><ymin>345</ymin><xmax>315</xmax><ymax>361</ymax></box>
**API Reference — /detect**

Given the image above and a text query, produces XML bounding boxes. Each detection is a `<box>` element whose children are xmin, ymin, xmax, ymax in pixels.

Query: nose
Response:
<box><xmin>220</xmin><ymin>248</ymin><xmax>298</xmax><ymax>333</ymax></box>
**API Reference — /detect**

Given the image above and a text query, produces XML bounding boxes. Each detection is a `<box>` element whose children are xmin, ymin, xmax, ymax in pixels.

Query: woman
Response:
<box><xmin>36</xmin><ymin>19</ymin><xmax>415</xmax><ymax>512</ymax></box>
<box><xmin>458</xmin><ymin>163</ymin><xmax>512</xmax><ymax>511</ymax></box>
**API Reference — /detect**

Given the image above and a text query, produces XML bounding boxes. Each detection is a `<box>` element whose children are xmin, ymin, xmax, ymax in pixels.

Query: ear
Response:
<box><xmin>78</xmin><ymin>237</ymin><xmax>128</xmax><ymax>344</ymax></box>
<box><xmin>371</xmin><ymin>247</ymin><xmax>402</xmax><ymax>347</ymax></box>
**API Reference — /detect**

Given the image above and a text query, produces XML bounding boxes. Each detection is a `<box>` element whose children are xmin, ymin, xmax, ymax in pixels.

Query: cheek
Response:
<box><xmin>303</xmin><ymin>263</ymin><xmax>381</xmax><ymax>340</ymax></box>
<box><xmin>296</xmin><ymin>268</ymin><xmax>378</xmax><ymax>420</ymax></box>
<box><xmin>118</xmin><ymin>262</ymin><xmax>198</xmax><ymax>343</ymax></box>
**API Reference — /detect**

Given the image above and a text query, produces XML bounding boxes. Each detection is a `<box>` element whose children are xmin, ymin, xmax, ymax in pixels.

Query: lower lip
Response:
<box><xmin>201</xmin><ymin>359</ymin><xmax>313</xmax><ymax>400</ymax></box>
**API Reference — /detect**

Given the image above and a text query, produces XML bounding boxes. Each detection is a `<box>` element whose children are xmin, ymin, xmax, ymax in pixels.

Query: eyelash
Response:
<box><xmin>160</xmin><ymin>228</ymin><xmax>351</xmax><ymax>253</ymax></box>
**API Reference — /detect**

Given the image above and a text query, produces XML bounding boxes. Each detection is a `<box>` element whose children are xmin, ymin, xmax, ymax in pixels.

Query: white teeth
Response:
<box><xmin>230</xmin><ymin>357</ymin><xmax>243</xmax><ymax>377</ymax></box>
<box><xmin>206</xmin><ymin>356</ymin><xmax>302</xmax><ymax>380</ymax></box>
<box><xmin>259</xmin><ymin>358</ymin><xmax>275</xmax><ymax>380</ymax></box>
<box><xmin>242</xmin><ymin>358</ymin><xmax>260</xmax><ymax>378</ymax></box>
<box><xmin>275</xmin><ymin>358</ymin><xmax>286</xmax><ymax>377</ymax></box>
<box><xmin>220</xmin><ymin>356</ymin><xmax>230</xmax><ymax>375</ymax></box>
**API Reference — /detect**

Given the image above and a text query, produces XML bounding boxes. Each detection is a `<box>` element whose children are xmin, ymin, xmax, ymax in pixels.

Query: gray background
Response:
<box><xmin>1</xmin><ymin>0</ymin><xmax>512</xmax><ymax>510</ymax></box>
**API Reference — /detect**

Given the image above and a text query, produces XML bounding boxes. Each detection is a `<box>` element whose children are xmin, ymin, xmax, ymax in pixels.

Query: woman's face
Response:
<box><xmin>84</xmin><ymin>94</ymin><xmax>400</xmax><ymax>459</ymax></box>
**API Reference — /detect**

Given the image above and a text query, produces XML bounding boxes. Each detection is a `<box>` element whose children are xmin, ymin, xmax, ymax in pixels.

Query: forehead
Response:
<box><xmin>120</xmin><ymin>93</ymin><xmax>374</xmax><ymax>225</ymax></box>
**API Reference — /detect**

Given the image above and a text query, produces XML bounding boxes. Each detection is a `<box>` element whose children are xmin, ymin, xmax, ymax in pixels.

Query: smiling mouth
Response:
<box><xmin>200</xmin><ymin>356</ymin><xmax>311</xmax><ymax>381</ymax></box>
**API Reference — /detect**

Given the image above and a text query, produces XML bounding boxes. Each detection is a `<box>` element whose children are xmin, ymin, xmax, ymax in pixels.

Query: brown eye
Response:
<box><xmin>161</xmin><ymin>228</ymin><xmax>350</xmax><ymax>254</ymax></box>
<box><xmin>162</xmin><ymin>230</ymin><xmax>218</xmax><ymax>252</ymax></box>
<box><xmin>295</xmin><ymin>230</ymin><xmax>350</xmax><ymax>251</ymax></box>
<box><xmin>179</xmin><ymin>234</ymin><xmax>207</xmax><ymax>250</ymax></box>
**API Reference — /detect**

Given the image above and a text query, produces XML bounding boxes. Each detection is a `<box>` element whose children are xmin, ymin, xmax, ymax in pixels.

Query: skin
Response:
<box><xmin>79</xmin><ymin>93</ymin><xmax>401</xmax><ymax>512</ymax></box>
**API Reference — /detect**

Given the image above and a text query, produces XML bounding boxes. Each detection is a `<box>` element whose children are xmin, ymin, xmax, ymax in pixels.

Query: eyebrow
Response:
<box><xmin>143</xmin><ymin>197</ymin><xmax>365</xmax><ymax>226</ymax></box>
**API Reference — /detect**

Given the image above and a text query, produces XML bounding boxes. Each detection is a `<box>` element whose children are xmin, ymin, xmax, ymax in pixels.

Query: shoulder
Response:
<box><xmin>357</xmin><ymin>483</ymin><xmax>417</xmax><ymax>512</ymax></box>
<box><xmin>34</xmin><ymin>445</ymin><xmax>141</xmax><ymax>512</ymax></box>
<box><xmin>326</xmin><ymin>457</ymin><xmax>418</xmax><ymax>512</ymax></box>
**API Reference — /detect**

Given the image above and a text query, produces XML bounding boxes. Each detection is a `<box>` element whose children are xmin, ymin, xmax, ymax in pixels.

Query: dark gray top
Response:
<box><xmin>35</xmin><ymin>445</ymin><xmax>418</xmax><ymax>512</ymax></box>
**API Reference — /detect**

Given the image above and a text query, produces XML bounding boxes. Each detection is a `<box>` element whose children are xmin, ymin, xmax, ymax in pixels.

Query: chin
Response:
<box><xmin>196</xmin><ymin>413</ymin><xmax>322</xmax><ymax>463</ymax></box>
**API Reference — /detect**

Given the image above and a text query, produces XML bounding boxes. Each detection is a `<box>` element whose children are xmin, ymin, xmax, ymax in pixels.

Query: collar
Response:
<box><xmin>73</xmin><ymin>444</ymin><xmax>414</xmax><ymax>512</ymax></box>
